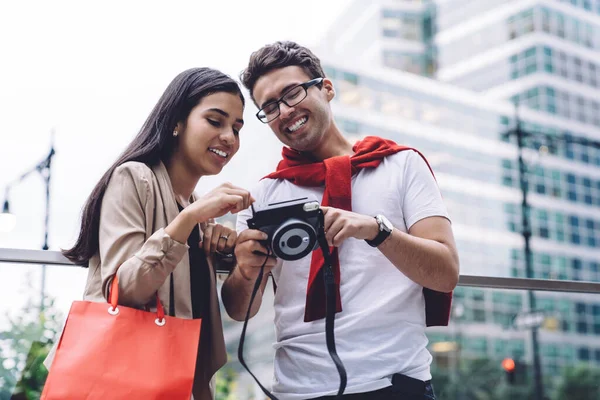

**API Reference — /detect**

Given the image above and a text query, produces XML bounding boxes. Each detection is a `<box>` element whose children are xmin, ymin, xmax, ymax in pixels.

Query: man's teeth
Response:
<box><xmin>287</xmin><ymin>117</ymin><xmax>307</xmax><ymax>133</ymax></box>
<box><xmin>209</xmin><ymin>148</ymin><xmax>227</xmax><ymax>158</ymax></box>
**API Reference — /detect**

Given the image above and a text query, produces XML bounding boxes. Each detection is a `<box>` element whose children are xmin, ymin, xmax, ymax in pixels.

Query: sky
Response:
<box><xmin>0</xmin><ymin>0</ymin><xmax>350</xmax><ymax>326</ymax></box>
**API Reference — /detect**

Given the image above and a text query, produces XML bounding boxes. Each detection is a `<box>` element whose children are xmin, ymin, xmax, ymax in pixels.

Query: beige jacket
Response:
<box><xmin>45</xmin><ymin>161</ymin><xmax>227</xmax><ymax>399</ymax></box>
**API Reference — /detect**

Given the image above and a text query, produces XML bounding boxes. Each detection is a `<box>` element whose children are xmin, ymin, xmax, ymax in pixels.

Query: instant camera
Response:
<box><xmin>247</xmin><ymin>197</ymin><xmax>322</xmax><ymax>261</ymax></box>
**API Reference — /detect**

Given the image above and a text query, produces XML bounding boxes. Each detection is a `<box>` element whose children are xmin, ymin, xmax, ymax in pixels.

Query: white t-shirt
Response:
<box><xmin>236</xmin><ymin>150</ymin><xmax>450</xmax><ymax>399</ymax></box>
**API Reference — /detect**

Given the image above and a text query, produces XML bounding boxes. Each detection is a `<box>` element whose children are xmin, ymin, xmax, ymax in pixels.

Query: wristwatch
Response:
<box><xmin>365</xmin><ymin>214</ymin><xmax>393</xmax><ymax>247</ymax></box>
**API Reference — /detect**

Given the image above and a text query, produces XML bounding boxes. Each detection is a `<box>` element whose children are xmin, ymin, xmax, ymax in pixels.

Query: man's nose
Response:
<box><xmin>279</xmin><ymin>102</ymin><xmax>296</xmax><ymax>120</ymax></box>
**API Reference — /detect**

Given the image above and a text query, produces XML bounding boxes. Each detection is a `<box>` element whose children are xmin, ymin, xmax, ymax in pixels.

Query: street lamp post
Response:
<box><xmin>515</xmin><ymin>116</ymin><xmax>544</xmax><ymax>400</ymax></box>
<box><xmin>0</xmin><ymin>136</ymin><xmax>56</xmax><ymax>313</ymax></box>
<box><xmin>502</xmin><ymin>108</ymin><xmax>600</xmax><ymax>400</ymax></box>
<box><xmin>453</xmin><ymin>303</ymin><xmax>464</xmax><ymax>400</ymax></box>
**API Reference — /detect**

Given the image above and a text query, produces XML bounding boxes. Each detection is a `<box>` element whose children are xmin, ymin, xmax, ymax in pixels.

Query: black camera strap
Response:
<box><xmin>316</xmin><ymin>223</ymin><xmax>348</xmax><ymax>396</ymax></box>
<box><xmin>237</xmin><ymin>251</ymin><xmax>273</xmax><ymax>397</ymax></box>
<box><xmin>238</xmin><ymin>212</ymin><xmax>347</xmax><ymax>399</ymax></box>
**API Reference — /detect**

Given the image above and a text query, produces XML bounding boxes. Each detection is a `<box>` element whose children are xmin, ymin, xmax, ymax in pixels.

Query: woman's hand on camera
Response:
<box><xmin>201</xmin><ymin>222</ymin><xmax>236</xmax><ymax>256</ymax></box>
<box><xmin>234</xmin><ymin>229</ymin><xmax>278</xmax><ymax>281</ymax></box>
<box><xmin>185</xmin><ymin>182</ymin><xmax>254</xmax><ymax>223</ymax></box>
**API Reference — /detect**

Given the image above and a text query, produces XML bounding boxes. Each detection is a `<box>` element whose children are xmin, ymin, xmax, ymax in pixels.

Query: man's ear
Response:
<box><xmin>322</xmin><ymin>78</ymin><xmax>336</xmax><ymax>102</ymax></box>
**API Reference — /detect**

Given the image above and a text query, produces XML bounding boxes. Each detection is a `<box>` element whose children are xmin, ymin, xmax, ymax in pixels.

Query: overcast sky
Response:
<box><xmin>0</xmin><ymin>0</ymin><xmax>350</xmax><ymax>325</ymax></box>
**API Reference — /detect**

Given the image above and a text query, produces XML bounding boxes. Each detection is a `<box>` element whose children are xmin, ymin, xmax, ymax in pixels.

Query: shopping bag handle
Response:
<box><xmin>108</xmin><ymin>275</ymin><xmax>166</xmax><ymax>324</ymax></box>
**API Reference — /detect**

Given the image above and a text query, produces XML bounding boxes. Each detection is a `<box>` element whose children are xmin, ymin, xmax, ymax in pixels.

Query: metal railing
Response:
<box><xmin>2</xmin><ymin>247</ymin><xmax>600</xmax><ymax>294</ymax></box>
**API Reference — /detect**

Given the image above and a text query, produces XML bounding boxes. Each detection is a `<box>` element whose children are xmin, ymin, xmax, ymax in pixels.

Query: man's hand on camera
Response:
<box><xmin>234</xmin><ymin>229</ymin><xmax>278</xmax><ymax>281</ymax></box>
<box><xmin>321</xmin><ymin>206</ymin><xmax>379</xmax><ymax>247</ymax></box>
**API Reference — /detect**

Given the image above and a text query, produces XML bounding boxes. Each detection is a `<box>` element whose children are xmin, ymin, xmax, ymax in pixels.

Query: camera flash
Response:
<box><xmin>303</xmin><ymin>202</ymin><xmax>320</xmax><ymax>212</ymax></box>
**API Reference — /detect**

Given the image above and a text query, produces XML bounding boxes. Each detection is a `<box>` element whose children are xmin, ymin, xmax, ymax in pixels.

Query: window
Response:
<box><xmin>382</xmin><ymin>11</ymin><xmax>403</xmax><ymax>38</ymax></box>
<box><xmin>592</xmin><ymin>102</ymin><xmax>600</xmax><ymax>124</ymax></box>
<box><xmin>573</xmin><ymin>260</ymin><xmax>583</xmax><ymax>280</ymax></box>
<box><xmin>342</xmin><ymin>72</ymin><xmax>359</xmax><ymax>85</ymax></box>
<box><xmin>579</xmin><ymin>347</ymin><xmax>590</xmax><ymax>360</ymax></box>
<box><xmin>568</xmin><ymin>190</ymin><xmax>578</xmax><ymax>202</ymax></box>
<box><xmin>585</xmin><ymin>24</ymin><xmax>593</xmax><ymax>48</ymax></box>
<box><xmin>590</xmin><ymin>263</ymin><xmax>600</xmax><ymax>281</ymax></box>
<box><xmin>423</xmin><ymin>14</ymin><xmax>434</xmax><ymax>41</ymax></box>
<box><xmin>590</xmin><ymin>63</ymin><xmax>598</xmax><ymax>86</ymax></box>
<box><xmin>574</xmin><ymin>58</ymin><xmax>583</xmax><ymax>82</ymax></box>
<box><xmin>581</xmin><ymin>149</ymin><xmax>590</xmax><ymax>164</ymax></box>
<box><xmin>525</xmin><ymin>47</ymin><xmax>536</xmax><ymax>58</ymax></box>
<box><xmin>341</xmin><ymin>119</ymin><xmax>360</xmax><ymax>134</ymax></box>
<box><xmin>570</xmin><ymin>215</ymin><xmax>580</xmax><ymax>228</ymax></box>
<box><xmin>586</xmin><ymin>219</ymin><xmax>595</xmax><ymax>230</ymax></box>
<box><xmin>403</xmin><ymin>17</ymin><xmax>421</xmax><ymax>41</ymax></box>
<box><xmin>536</xmin><ymin>183</ymin><xmax>547</xmax><ymax>195</ymax></box>
<box><xmin>523</xmin><ymin>10</ymin><xmax>534</xmax><ymax>33</ymax></box>
<box><xmin>557</xmin><ymin>14</ymin><xmax>565</xmax><ymax>37</ymax></box>
<box><xmin>541</xmin><ymin>8</ymin><xmax>551</xmax><ymax>32</ymax></box>
<box><xmin>473</xmin><ymin>309</ymin><xmax>486</xmax><ymax>322</ymax></box>
<box><xmin>572</xmin><ymin>18</ymin><xmax>581</xmax><ymax>43</ymax></box>
<box><xmin>508</xmin><ymin>18</ymin><xmax>517</xmax><ymax>39</ymax></box>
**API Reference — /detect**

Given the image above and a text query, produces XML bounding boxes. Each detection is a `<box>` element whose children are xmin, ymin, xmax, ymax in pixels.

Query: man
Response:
<box><xmin>221</xmin><ymin>41</ymin><xmax>459</xmax><ymax>400</ymax></box>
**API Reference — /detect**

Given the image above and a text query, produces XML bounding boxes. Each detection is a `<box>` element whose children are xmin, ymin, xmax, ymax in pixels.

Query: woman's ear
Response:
<box><xmin>174</xmin><ymin>121</ymin><xmax>185</xmax><ymax>137</ymax></box>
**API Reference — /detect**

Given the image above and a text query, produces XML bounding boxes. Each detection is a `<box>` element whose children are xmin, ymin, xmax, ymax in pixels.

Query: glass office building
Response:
<box><xmin>437</xmin><ymin>0</ymin><xmax>600</xmax><ymax>129</ymax></box>
<box><xmin>322</xmin><ymin>58</ymin><xmax>600</xmax><ymax>377</ymax></box>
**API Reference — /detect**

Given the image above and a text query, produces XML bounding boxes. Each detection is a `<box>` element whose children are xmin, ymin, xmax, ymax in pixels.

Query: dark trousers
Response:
<box><xmin>312</xmin><ymin>374</ymin><xmax>435</xmax><ymax>400</ymax></box>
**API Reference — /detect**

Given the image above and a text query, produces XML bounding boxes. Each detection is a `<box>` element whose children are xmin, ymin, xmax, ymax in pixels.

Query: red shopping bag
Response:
<box><xmin>41</xmin><ymin>276</ymin><xmax>201</xmax><ymax>400</ymax></box>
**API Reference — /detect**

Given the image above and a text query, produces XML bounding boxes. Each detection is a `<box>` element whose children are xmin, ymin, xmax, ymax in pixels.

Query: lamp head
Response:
<box><xmin>0</xmin><ymin>198</ymin><xmax>16</xmax><ymax>233</ymax></box>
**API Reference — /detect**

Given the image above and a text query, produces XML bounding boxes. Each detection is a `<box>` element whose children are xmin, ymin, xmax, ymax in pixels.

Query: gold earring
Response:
<box><xmin>173</xmin><ymin>130</ymin><xmax>178</xmax><ymax>137</ymax></box>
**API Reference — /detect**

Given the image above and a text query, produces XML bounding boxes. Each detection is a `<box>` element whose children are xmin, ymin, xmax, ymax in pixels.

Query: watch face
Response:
<box><xmin>377</xmin><ymin>215</ymin><xmax>393</xmax><ymax>233</ymax></box>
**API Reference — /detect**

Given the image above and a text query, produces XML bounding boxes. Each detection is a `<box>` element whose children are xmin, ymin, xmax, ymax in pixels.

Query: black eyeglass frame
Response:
<box><xmin>256</xmin><ymin>77</ymin><xmax>324</xmax><ymax>123</ymax></box>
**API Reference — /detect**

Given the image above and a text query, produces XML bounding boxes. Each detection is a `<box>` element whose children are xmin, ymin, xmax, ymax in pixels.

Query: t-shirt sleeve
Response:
<box><xmin>236</xmin><ymin>203</ymin><xmax>252</xmax><ymax>233</ymax></box>
<box><xmin>401</xmin><ymin>150</ymin><xmax>451</xmax><ymax>230</ymax></box>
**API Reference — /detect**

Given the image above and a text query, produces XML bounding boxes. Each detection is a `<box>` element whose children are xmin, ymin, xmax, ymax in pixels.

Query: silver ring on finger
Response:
<box><xmin>219</xmin><ymin>235</ymin><xmax>229</xmax><ymax>241</ymax></box>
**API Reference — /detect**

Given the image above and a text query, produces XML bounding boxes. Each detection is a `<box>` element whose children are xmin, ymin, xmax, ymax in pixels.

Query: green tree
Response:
<box><xmin>215</xmin><ymin>365</ymin><xmax>238</xmax><ymax>400</ymax></box>
<box><xmin>0</xmin><ymin>287</ymin><xmax>63</xmax><ymax>400</ymax></box>
<box><xmin>553</xmin><ymin>365</ymin><xmax>600</xmax><ymax>400</ymax></box>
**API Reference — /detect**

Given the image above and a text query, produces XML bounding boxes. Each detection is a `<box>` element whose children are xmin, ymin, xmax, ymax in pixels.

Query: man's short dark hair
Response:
<box><xmin>240</xmin><ymin>41</ymin><xmax>326</xmax><ymax>101</ymax></box>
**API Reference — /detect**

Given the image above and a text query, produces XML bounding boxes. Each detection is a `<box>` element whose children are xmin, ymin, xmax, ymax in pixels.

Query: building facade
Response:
<box><xmin>318</xmin><ymin>0</ymin><xmax>600</xmax><ymax>383</ymax></box>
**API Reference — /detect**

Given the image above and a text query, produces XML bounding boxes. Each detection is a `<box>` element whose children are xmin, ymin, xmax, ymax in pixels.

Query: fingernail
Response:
<box><xmin>261</xmin><ymin>232</ymin><xmax>268</xmax><ymax>240</ymax></box>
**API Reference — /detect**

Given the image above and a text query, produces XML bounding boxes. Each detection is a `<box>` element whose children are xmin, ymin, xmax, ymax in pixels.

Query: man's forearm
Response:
<box><xmin>221</xmin><ymin>266</ymin><xmax>266</xmax><ymax>321</ymax></box>
<box><xmin>378</xmin><ymin>230</ymin><xmax>459</xmax><ymax>292</ymax></box>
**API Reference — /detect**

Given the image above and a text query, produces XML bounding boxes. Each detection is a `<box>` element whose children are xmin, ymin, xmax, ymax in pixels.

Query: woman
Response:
<box><xmin>47</xmin><ymin>67</ymin><xmax>252</xmax><ymax>399</ymax></box>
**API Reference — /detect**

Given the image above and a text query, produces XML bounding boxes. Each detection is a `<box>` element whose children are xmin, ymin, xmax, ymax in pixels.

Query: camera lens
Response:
<box><xmin>272</xmin><ymin>218</ymin><xmax>317</xmax><ymax>261</ymax></box>
<box><xmin>285</xmin><ymin>235</ymin><xmax>303</xmax><ymax>249</ymax></box>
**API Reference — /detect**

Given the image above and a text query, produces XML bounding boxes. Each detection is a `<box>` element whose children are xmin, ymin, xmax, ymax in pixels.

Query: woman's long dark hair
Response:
<box><xmin>63</xmin><ymin>68</ymin><xmax>245</xmax><ymax>265</ymax></box>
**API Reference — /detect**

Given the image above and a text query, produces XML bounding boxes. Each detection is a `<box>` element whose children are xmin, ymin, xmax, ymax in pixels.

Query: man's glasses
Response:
<box><xmin>256</xmin><ymin>77</ymin><xmax>324</xmax><ymax>123</ymax></box>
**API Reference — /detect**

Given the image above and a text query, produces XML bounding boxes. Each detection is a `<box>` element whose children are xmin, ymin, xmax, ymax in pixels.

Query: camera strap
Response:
<box><xmin>238</xmin><ymin>212</ymin><xmax>347</xmax><ymax>399</ymax></box>
<box><xmin>316</xmin><ymin>223</ymin><xmax>348</xmax><ymax>396</ymax></box>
